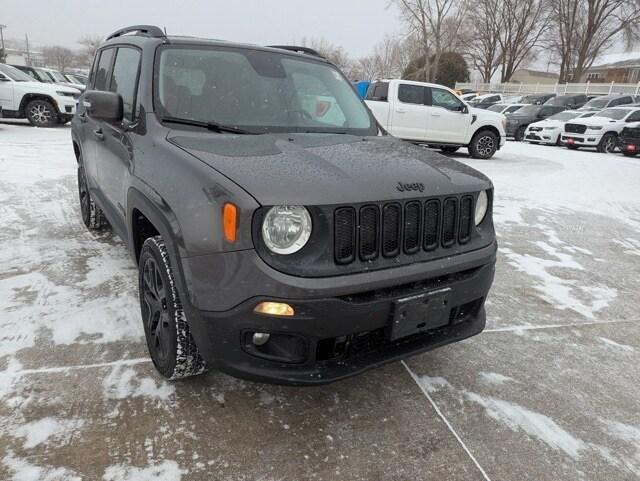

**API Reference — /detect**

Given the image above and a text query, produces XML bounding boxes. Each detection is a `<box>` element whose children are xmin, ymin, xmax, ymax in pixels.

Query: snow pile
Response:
<box><xmin>102</xmin><ymin>366</ymin><xmax>175</xmax><ymax>401</ymax></box>
<box><xmin>102</xmin><ymin>460</ymin><xmax>187</xmax><ymax>481</ymax></box>
<box><xmin>14</xmin><ymin>417</ymin><xmax>85</xmax><ymax>449</ymax></box>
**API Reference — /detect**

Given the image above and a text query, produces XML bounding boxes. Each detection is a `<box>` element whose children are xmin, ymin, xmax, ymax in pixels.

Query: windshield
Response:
<box><xmin>583</xmin><ymin>97</ymin><xmax>610</xmax><ymax>109</ymax></box>
<box><xmin>155</xmin><ymin>46</ymin><xmax>376</xmax><ymax>135</ymax></box>
<box><xmin>597</xmin><ymin>108</ymin><xmax>631</xmax><ymax>120</ymax></box>
<box><xmin>0</xmin><ymin>64</ymin><xmax>35</xmax><ymax>82</ymax></box>
<box><xmin>548</xmin><ymin>111</ymin><xmax>580</xmax><ymax>121</ymax></box>
<box><xmin>34</xmin><ymin>68</ymin><xmax>53</xmax><ymax>82</ymax></box>
<box><xmin>488</xmin><ymin>104</ymin><xmax>505</xmax><ymax>112</ymax></box>
<box><xmin>47</xmin><ymin>70</ymin><xmax>67</xmax><ymax>82</ymax></box>
<box><xmin>512</xmin><ymin>105</ymin><xmax>541</xmax><ymax>116</ymax></box>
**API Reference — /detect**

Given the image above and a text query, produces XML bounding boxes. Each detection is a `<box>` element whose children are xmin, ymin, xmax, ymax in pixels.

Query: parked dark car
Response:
<box><xmin>11</xmin><ymin>64</ymin><xmax>54</xmax><ymax>83</ymax></box>
<box><xmin>544</xmin><ymin>94</ymin><xmax>588</xmax><ymax>109</ymax></box>
<box><xmin>505</xmin><ymin>104</ymin><xmax>567</xmax><ymax>140</ymax></box>
<box><xmin>71</xmin><ymin>25</ymin><xmax>497</xmax><ymax>385</ymax></box>
<box><xmin>617</xmin><ymin>123</ymin><xmax>640</xmax><ymax>156</ymax></box>
<box><xmin>580</xmin><ymin>94</ymin><xmax>640</xmax><ymax>111</ymax></box>
<box><xmin>520</xmin><ymin>93</ymin><xmax>556</xmax><ymax>105</ymax></box>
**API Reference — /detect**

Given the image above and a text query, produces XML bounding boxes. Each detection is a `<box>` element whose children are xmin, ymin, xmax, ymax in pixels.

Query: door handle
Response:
<box><xmin>396</xmin><ymin>109</ymin><xmax>407</xmax><ymax>114</ymax></box>
<box><xmin>93</xmin><ymin>128</ymin><xmax>105</xmax><ymax>140</ymax></box>
<box><xmin>431</xmin><ymin>113</ymin><xmax>442</xmax><ymax>117</ymax></box>
<box><xmin>78</xmin><ymin>112</ymin><xmax>87</xmax><ymax>123</ymax></box>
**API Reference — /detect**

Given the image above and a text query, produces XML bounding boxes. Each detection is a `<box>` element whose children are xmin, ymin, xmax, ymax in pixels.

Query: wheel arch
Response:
<box><xmin>470</xmin><ymin>124</ymin><xmax>501</xmax><ymax>144</ymax></box>
<box><xmin>19</xmin><ymin>93</ymin><xmax>60</xmax><ymax>116</ymax></box>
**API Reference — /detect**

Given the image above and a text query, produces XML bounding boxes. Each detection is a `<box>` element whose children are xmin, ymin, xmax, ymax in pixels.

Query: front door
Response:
<box><xmin>95</xmin><ymin>46</ymin><xmax>142</xmax><ymax>238</ymax></box>
<box><xmin>0</xmin><ymin>75</ymin><xmax>14</xmax><ymax>111</ymax></box>
<box><xmin>389</xmin><ymin>83</ymin><xmax>430</xmax><ymax>141</ymax></box>
<box><xmin>425</xmin><ymin>87</ymin><xmax>472</xmax><ymax>144</ymax></box>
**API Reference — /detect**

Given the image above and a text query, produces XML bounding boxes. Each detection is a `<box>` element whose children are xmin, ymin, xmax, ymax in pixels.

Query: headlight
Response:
<box><xmin>262</xmin><ymin>206</ymin><xmax>312</xmax><ymax>254</ymax></box>
<box><xmin>544</xmin><ymin>126</ymin><xmax>557</xmax><ymax>130</ymax></box>
<box><xmin>587</xmin><ymin>126</ymin><xmax>603</xmax><ymax>130</ymax></box>
<box><xmin>56</xmin><ymin>91</ymin><xmax>74</xmax><ymax>97</ymax></box>
<box><xmin>475</xmin><ymin>191</ymin><xmax>489</xmax><ymax>226</ymax></box>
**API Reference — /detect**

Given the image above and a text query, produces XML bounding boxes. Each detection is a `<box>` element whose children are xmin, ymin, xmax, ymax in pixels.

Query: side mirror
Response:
<box><xmin>0</xmin><ymin>76</ymin><xmax>10</xmax><ymax>82</ymax></box>
<box><xmin>83</xmin><ymin>90</ymin><xmax>123</xmax><ymax>123</ymax></box>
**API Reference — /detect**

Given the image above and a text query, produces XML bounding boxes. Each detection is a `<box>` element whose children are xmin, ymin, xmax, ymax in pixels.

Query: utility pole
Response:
<box><xmin>25</xmin><ymin>33</ymin><xmax>31</xmax><ymax>65</ymax></box>
<box><xmin>0</xmin><ymin>24</ymin><xmax>7</xmax><ymax>63</ymax></box>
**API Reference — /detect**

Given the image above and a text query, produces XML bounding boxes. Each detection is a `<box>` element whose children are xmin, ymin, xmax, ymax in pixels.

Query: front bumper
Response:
<box><xmin>54</xmin><ymin>97</ymin><xmax>77</xmax><ymax>116</ymax></box>
<box><xmin>525</xmin><ymin>129</ymin><xmax>559</xmax><ymax>144</ymax></box>
<box><xmin>183</xmin><ymin>242</ymin><xmax>497</xmax><ymax>385</ymax></box>
<box><xmin>561</xmin><ymin>132</ymin><xmax>602</xmax><ymax>147</ymax></box>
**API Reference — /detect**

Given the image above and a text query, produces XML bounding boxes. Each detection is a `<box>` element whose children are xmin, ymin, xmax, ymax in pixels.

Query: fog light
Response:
<box><xmin>254</xmin><ymin>302</ymin><xmax>295</xmax><ymax>317</ymax></box>
<box><xmin>252</xmin><ymin>332</ymin><xmax>271</xmax><ymax>346</ymax></box>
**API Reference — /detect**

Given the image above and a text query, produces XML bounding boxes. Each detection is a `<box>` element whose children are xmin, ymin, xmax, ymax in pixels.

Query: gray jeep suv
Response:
<box><xmin>71</xmin><ymin>26</ymin><xmax>497</xmax><ymax>385</ymax></box>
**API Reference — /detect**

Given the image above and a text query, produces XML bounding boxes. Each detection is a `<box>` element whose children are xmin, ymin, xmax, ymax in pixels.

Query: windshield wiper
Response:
<box><xmin>161</xmin><ymin>116</ymin><xmax>253</xmax><ymax>135</ymax></box>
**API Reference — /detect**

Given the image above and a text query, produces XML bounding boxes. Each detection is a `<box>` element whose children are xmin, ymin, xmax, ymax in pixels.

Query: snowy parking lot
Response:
<box><xmin>1</xmin><ymin>120</ymin><xmax>639</xmax><ymax>481</ymax></box>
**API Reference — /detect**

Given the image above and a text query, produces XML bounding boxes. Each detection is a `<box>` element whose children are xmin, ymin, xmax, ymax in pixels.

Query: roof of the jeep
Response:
<box><xmin>101</xmin><ymin>27</ymin><xmax>329</xmax><ymax>63</ymax></box>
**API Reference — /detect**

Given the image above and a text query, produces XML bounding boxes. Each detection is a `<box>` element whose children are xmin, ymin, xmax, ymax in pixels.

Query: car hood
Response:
<box><xmin>569</xmin><ymin>116</ymin><xmax>623</xmax><ymax>126</ymax></box>
<box><xmin>168</xmin><ymin>133</ymin><xmax>491</xmax><ymax>206</ymax></box>
<box><xmin>17</xmin><ymin>81</ymin><xmax>80</xmax><ymax>95</ymax></box>
<box><xmin>527</xmin><ymin>119</ymin><xmax>563</xmax><ymax>128</ymax></box>
<box><xmin>469</xmin><ymin>107</ymin><xmax>505</xmax><ymax>121</ymax></box>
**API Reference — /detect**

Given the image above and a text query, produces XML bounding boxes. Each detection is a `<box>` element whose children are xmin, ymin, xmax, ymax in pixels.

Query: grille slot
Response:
<box><xmin>382</xmin><ymin>204</ymin><xmax>401</xmax><ymax>257</ymax></box>
<box><xmin>565</xmin><ymin>123</ymin><xmax>586</xmax><ymax>134</ymax></box>
<box><xmin>442</xmin><ymin>198</ymin><xmax>458</xmax><ymax>247</ymax></box>
<box><xmin>403</xmin><ymin>202</ymin><xmax>421</xmax><ymax>254</ymax></box>
<box><xmin>334</xmin><ymin>207</ymin><xmax>356</xmax><ymax>264</ymax></box>
<box><xmin>359</xmin><ymin>205</ymin><xmax>379</xmax><ymax>261</ymax></box>
<box><xmin>423</xmin><ymin>200</ymin><xmax>440</xmax><ymax>251</ymax></box>
<box><xmin>458</xmin><ymin>196</ymin><xmax>473</xmax><ymax>244</ymax></box>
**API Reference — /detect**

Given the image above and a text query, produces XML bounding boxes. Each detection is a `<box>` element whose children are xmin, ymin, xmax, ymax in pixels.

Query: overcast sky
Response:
<box><xmin>1</xmin><ymin>0</ymin><xmax>403</xmax><ymax>58</ymax></box>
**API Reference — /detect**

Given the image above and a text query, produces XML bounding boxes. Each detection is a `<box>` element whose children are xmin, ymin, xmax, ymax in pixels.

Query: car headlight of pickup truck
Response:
<box><xmin>262</xmin><ymin>205</ymin><xmax>312</xmax><ymax>254</ymax></box>
<box><xmin>544</xmin><ymin>126</ymin><xmax>557</xmax><ymax>130</ymax></box>
<box><xmin>475</xmin><ymin>190</ymin><xmax>489</xmax><ymax>226</ymax></box>
<box><xmin>587</xmin><ymin>126</ymin><xmax>603</xmax><ymax>130</ymax></box>
<box><xmin>56</xmin><ymin>91</ymin><xmax>75</xmax><ymax>97</ymax></box>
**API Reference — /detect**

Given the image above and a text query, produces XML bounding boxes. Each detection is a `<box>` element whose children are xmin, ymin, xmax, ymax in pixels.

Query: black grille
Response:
<box><xmin>334</xmin><ymin>208</ymin><xmax>356</xmax><ymax>264</ymax></box>
<box><xmin>403</xmin><ymin>202</ymin><xmax>421</xmax><ymax>254</ymax></box>
<box><xmin>458</xmin><ymin>196</ymin><xmax>473</xmax><ymax>244</ymax></box>
<box><xmin>359</xmin><ymin>205</ymin><xmax>379</xmax><ymax>260</ymax></box>
<box><xmin>565</xmin><ymin>123</ymin><xmax>586</xmax><ymax>134</ymax></box>
<box><xmin>334</xmin><ymin>194</ymin><xmax>477</xmax><ymax>266</ymax></box>
<box><xmin>423</xmin><ymin>200</ymin><xmax>440</xmax><ymax>251</ymax></box>
<box><xmin>621</xmin><ymin>127</ymin><xmax>640</xmax><ymax>140</ymax></box>
<box><xmin>442</xmin><ymin>198</ymin><xmax>458</xmax><ymax>247</ymax></box>
<box><xmin>382</xmin><ymin>204</ymin><xmax>401</xmax><ymax>257</ymax></box>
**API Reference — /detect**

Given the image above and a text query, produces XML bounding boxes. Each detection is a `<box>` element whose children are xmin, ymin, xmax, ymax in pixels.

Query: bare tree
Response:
<box><xmin>77</xmin><ymin>34</ymin><xmax>103</xmax><ymax>67</ymax></box>
<box><xmin>390</xmin><ymin>0</ymin><xmax>468</xmax><ymax>82</ymax></box>
<box><xmin>549</xmin><ymin>0</ymin><xmax>640</xmax><ymax>82</ymax></box>
<box><xmin>42</xmin><ymin>46</ymin><xmax>76</xmax><ymax>73</ymax></box>
<box><xmin>465</xmin><ymin>0</ymin><xmax>503</xmax><ymax>82</ymax></box>
<box><xmin>498</xmin><ymin>0</ymin><xmax>550</xmax><ymax>82</ymax></box>
<box><xmin>299</xmin><ymin>37</ymin><xmax>357</xmax><ymax>77</ymax></box>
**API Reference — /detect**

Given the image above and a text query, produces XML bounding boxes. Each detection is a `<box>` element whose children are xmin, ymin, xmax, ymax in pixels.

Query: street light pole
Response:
<box><xmin>0</xmin><ymin>24</ymin><xmax>6</xmax><ymax>63</ymax></box>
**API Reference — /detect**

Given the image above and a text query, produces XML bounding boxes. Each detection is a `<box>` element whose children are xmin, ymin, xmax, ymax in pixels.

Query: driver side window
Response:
<box><xmin>626</xmin><ymin>110</ymin><xmax>640</xmax><ymax>122</ymax></box>
<box><xmin>431</xmin><ymin>88</ymin><xmax>464</xmax><ymax>111</ymax></box>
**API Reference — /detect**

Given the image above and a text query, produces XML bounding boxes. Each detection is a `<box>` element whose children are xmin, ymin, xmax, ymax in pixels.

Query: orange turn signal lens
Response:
<box><xmin>254</xmin><ymin>302</ymin><xmax>295</xmax><ymax>317</ymax></box>
<box><xmin>223</xmin><ymin>203</ymin><xmax>237</xmax><ymax>243</ymax></box>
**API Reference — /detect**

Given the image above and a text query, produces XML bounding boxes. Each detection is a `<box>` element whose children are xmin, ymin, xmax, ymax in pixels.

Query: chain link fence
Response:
<box><xmin>455</xmin><ymin>81</ymin><xmax>640</xmax><ymax>96</ymax></box>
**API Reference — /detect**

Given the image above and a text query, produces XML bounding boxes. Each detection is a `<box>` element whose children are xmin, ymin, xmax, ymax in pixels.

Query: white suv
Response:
<box><xmin>561</xmin><ymin>106</ymin><xmax>640</xmax><ymax>153</ymax></box>
<box><xmin>0</xmin><ymin>63</ymin><xmax>81</xmax><ymax>127</ymax></box>
<box><xmin>365</xmin><ymin>80</ymin><xmax>506</xmax><ymax>159</ymax></box>
<box><xmin>524</xmin><ymin>110</ymin><xmax>599</xmax><ymax>145</ymax></box>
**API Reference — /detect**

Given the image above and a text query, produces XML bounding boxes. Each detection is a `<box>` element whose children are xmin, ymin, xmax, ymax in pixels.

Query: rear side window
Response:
<box><xmin>93</xmin><ymin>48</ymin><xmax>115</xmax><ymax>91</ymax></box>
<box><xmin>398</xmin><ymin>84</ymin><xmax>426</xmax><ymax>105</ymax></box>
<box><xmin>109</xmin><ymin>47</ymin><xmax>142</xmax><ymax>121</ymax></box>
<box><xmin>365</xmin><ymin>82</ymin><xmax>389</xmax><ymax>102</ymax></box>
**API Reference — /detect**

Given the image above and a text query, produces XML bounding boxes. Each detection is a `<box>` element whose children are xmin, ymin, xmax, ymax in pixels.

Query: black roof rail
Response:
<box><xmin>106</xmin><ymin>25</ymin><xmax>165</xmax><ymax>41</ymax></box>
<box><xmin>266</xmin><ymin>45</ymin><xmax>325</xmax><ymax>59</ymax></box>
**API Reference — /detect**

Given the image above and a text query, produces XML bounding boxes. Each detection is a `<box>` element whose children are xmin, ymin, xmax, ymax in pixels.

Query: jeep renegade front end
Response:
<box><xmin>72</xmin><ymin>26</ymin><xmax>496</xmax><ymax>385</ymax></box>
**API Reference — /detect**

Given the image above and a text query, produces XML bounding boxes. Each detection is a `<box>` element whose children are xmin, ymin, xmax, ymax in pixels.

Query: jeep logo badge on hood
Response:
<box><xmin>396</xmin><ymin>182</ymin><xmax>425</xmax><ymax>193</ymax></box>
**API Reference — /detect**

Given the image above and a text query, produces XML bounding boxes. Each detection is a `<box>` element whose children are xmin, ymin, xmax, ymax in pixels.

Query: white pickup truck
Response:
<box><xmin>0</xmin><ymin>63</ymin><xmax>80</xmax><ymax>127</ymax></box>
<box><xmin>365</xmin><ymin>80</ymin><xmax>507</xmax><ymax>159</ymax></box>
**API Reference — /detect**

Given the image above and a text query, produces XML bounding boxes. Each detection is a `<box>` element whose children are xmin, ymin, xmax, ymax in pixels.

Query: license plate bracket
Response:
<box><xmin>390</xmin><ymin>289</ymin><xmax>451</xmax><ymax>342</ymax></box>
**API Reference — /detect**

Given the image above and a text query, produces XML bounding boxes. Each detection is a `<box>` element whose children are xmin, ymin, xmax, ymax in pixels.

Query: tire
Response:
<box><xmin>25</xmin><ymin>99</ymin><xmax>58</xmax><ymax>127</ymax></box>
<box><xmin>139</xmin><ymin>236</ymin><xmax>207</xmax><ymax>380</ymax></box>
<box><xmin>77</xmin><ymin>165</ymin><xmax>107</xmax><ymax>230</ymax></box>
<box><xmin>514</xmin><ymin>126</ymin><xmax>526</xmax><ymax>142</ymax></box>
<box><xmin>469</xmin><ymin>130</ymin><xmax>499</xmax><ymax>159</ymax></box>
<box><xmin>555</xmin><ymin>135</ymin><xmax>563</xmax><ymax>146</ymax></box>
<box><xmin>597</xmin><ymin>133</ymin><xmax>617</xmax><ymax>153</ymax></box>
<box><xmin>440</xmin><ymin>146</ymin><xmax>460</xmax><ymax>154</ymax></box>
